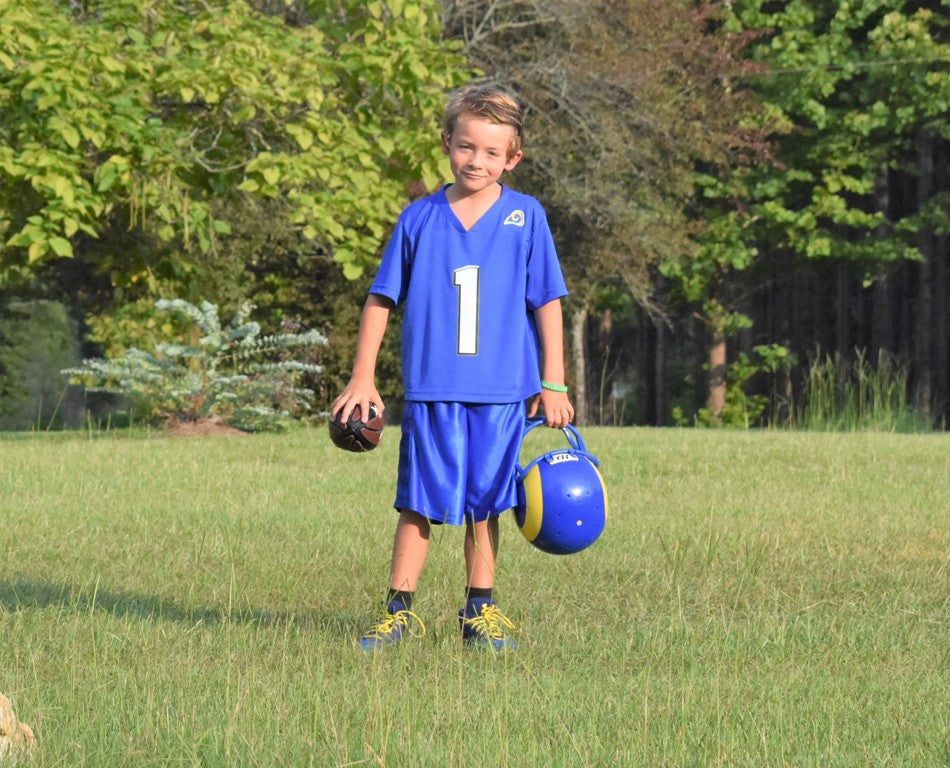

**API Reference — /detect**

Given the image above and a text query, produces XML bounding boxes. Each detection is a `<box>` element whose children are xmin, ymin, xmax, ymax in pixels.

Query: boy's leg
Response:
<box><xmin>461</xmin><ymin>514</ymin><xmax>517</xmax><ymax>650</ymax></box>
<box><xmin>390</xmin><ymin>509</ymin><xmax>431</xmax><ymax>592</ymax></box>
<box><xmin>457</xmin><ymin>402</ymin><xmax>522</xmax><ymax>651</ymax></box>
<box><xmin>464</xmin><ymin>516</ymin><xmax>498</xmax><ymax>590</ymax></box>
<box><xmin>358</xmin><ymin>509</ymin><xmax>430</xmax><ymax>651</ymax></box>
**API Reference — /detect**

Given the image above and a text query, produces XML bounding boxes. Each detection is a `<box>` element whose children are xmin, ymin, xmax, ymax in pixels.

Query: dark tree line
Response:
<box><xmin>1</xmin><ymin>0</ymin><xmax>947</xmax><ymax>430</ymax></box>
<box><xmin>441</xmin><ymin>0</ymin><xmax>949</xmax><ymax>429</ymax></box>
<box><xmin>590</xmin><ymin>133</ymin><xmax>950</xmax><ymax>429</ymax></box>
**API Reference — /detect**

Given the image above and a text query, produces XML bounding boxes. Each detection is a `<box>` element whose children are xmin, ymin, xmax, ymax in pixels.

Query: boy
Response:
<box><xmin>331</xmin><ymin>84</ymin><xmax>573</xmax><ymax>651</ymax></box>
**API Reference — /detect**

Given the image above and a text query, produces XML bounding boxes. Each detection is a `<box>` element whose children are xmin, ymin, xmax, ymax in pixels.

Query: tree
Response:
<box><xmin>671</xmin><ymin>0</ymin><xmax>950</xmax><ymax>422</ymax></box>
<box><xmin>0</xmin><ymin>0</ymin><xmax>465</xmax><ymax>292</ymax></box>
<box><xmin>441</xmin><ymin>0</ymin><xmax>765</xmax><ymax>423</ymax></box>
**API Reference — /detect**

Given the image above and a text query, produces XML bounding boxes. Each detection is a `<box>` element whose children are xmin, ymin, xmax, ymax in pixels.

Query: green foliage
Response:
<box><xmin>662</xmin><ymin>1</ymin><xmax>948</xmax><ymax>419</ymax></box>
<box><xmin>0</xmin><ymin>0</ymin><xmax>465</xmax><ymax>288</ymax></box>
<box><xmin>84</xmin><ymin>294</ymin><xmax>199</xmax><ymax>360</ymax></box>
<box><xmin>170</xmin><ymin>194</ymin><xmax>405</xmax><ymax>415</ymax></box>
<box><xmin>678</xmin><ymin>344</ymin><xmax>793</xmax><ymax>428</ymax></box>
<box><xmin>443</xmin><ymin>1</ymin><xmax>766</xmax><ymax>311</ymax></box>
<box><xmin>63</xmin><ymin>299</ymin><xmax>326</xmax><ymax>431</ymax></box>
<box><xmin>796</xmin><ymin>348</ymin><xmax>932</xmax><ymax>432</ymax></box>
<box><xmin>0</xmin><ymin>300</ymin><xmax>80</xmax><ymax>430</ymax></box>
<box><xmin>716</xmin><ymin>0</ymin><xmax>949</xmax><ymax>268</ymax></box>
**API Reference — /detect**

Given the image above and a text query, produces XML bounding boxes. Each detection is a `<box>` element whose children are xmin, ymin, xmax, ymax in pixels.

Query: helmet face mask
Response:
<box><xmin>514</xmin><ymin>420</ymin><xmax>608</xmax><ymax>555</ymax></box>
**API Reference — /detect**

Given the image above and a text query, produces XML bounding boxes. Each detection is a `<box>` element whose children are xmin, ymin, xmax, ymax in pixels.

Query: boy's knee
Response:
<box><xmin>399</xmin><ymin>508</ymin><xmax>432</xmax><ymax>535</ymax></box>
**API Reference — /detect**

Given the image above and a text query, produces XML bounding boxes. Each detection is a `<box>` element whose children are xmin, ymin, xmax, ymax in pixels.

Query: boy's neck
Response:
<box><xmin>445</xmin><ymin>181</ymin><xmax>502</xmax><ymax>205</ymax></box>
<box><xmin>445</xmin><ymin>182</ymin><xmax>503</xmax><ymax>231</ymax></box>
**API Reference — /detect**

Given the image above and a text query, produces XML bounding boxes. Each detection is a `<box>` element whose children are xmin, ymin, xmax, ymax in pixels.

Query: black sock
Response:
<box><xmin>386</xmin><ymin>589</ymin><xmax>413</xmax><ymax>611</ymax></box>
<box><xmin>465</xmin><ymin>586</ymin><xmax>492</xmax><ymax>602</ymax></box>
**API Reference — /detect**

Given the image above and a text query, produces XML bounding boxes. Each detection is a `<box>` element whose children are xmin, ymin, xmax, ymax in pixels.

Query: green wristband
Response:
<box><xmin>540</xmin><ymin>380</ymin><xmax>568</xmax><ymax>393</ymax></box>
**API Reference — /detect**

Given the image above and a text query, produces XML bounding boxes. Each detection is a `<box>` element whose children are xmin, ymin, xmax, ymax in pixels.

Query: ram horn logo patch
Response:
<box><xmin>503</xmin><ymin>210</ymin><xmax>525</xmax><ymax>226</ymax></box>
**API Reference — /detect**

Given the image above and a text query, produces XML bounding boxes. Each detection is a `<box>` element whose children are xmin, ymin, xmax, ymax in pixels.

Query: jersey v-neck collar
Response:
<box><xmin>439</xmin><ymin>184</ymin><xmax>508</xmax><ymax>233</ymax></box>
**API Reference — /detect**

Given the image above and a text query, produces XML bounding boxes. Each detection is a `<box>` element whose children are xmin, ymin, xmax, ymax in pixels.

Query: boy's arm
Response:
<box><xmin>330</xmin><ymin>293</ymin><xmax>394</xmax><ymax>423</ymax></box>
<box><xmin>529</xmin><ymin>298</ymin><xmax>575</xmax><ymax>429</ymax></box>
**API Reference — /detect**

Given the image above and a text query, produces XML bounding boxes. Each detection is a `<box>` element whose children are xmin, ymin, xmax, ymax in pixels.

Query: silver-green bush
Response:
<box><xmin>64</xmin><ymin>299</ymin><xmax>325</xmax><ymax>431</ymax></box>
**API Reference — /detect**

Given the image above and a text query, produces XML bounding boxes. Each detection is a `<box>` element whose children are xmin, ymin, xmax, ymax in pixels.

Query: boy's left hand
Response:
<box><xmin>528</xmin><ymin>389</ymin><xmax>574</xmax><ymax>430</ymax></box>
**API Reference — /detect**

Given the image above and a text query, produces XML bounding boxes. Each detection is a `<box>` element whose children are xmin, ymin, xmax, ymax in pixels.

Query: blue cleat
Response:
<box><xmin>358</xmin><ymin>603</ymin><xmax>425</xmax><ymax>651</ymax></box>
<box><xmin>459</xmin><ymin>602</ymin><xmax>518</xmax><ymax>651</ymax></box>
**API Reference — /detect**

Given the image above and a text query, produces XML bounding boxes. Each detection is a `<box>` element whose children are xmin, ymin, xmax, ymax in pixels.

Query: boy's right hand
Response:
<box><xmin>330</xmin><ymin>377</ymin><xmax>384</xmax><ymax>426</ymax></box>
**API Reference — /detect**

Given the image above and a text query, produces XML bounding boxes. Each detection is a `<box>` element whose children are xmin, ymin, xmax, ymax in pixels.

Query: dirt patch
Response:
<box><xmin>163</xmin><ymin>418</ymin><xmax>248</xmax><ymax>437</ymax></box>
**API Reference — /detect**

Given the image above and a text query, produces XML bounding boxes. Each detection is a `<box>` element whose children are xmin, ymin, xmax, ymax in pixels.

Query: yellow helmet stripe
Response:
<box><xmin>593</xmin><ymin>463</ymin><xmax>608</xmax><ymax>519</ymax></box>
<box><xmin>519</xmin><ymin>465</ymin><xmax>544</xmax><ymax>541</ymax></box>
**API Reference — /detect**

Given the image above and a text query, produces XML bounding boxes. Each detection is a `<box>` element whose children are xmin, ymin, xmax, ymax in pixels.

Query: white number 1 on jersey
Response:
<box><xmin>453</xmin><ymin>265</ymin><xmax>479</xmax><ymax>356</ymax></box>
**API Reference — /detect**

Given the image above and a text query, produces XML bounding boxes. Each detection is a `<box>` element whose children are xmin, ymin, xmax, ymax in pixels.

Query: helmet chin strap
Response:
<box><xmin>516</xmin><ymin>416</ymin><xmax>599</xmax><ymax>481</ymax></box>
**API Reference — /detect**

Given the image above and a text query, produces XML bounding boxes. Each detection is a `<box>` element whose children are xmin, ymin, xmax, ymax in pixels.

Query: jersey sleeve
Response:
<box><xmin>369</xmin><ymin>212</ymin><xmax>412</xmax><ymax>305</ymax></box>
<box><xmin>524</xmin><ymin>202</ymin><xmax>568</xmax><ymax>310</ymax></box>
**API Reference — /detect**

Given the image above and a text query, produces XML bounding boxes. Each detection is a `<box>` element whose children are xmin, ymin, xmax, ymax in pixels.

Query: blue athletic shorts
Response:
<box><xmin>395</xmin><ymin>401</ymin><xmax>525</xmax><ymax>526</ymax></box>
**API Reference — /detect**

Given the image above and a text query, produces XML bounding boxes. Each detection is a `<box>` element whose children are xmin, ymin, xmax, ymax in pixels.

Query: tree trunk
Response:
<box><xmin>871</xmin><ymin>166</ymin><xmax>893</xmax><ymax>357</ymax></box>
<box><xmin>706</xmin><ymin>330</ymin><xmax>726</xmax><ymax>419</ymax></box>
<box><xmin>812</xmin><ymin>269</ymin><xmax>829</xmax><ymax>353</ymax></box>
<box><xmin>571</xmin><ymin>306</ymin><xmax>588</xmax><ymax>426</ymax></box>
<box><xmin>934</xmin><ymin>233</ymin><xmax>948</xmax><ymax>425</ymax></box>
<box><xmin>871</xmin><ymin>276</ymin><xmax>891</xmax><ymax>356</ymax></box>
<box><xmin>836</xmin><ymin>262</ymin><xmax>851</xmax><ymax>359</ymax></box>
<box><xmin>933</xmin><ymin>138</ymin><xmax>949</xmax><ymax>426</ymax></box>
<box><xmin>915</xmin><ymin>130</ymin><xmax>934</xmax><ymax>417</ymax></box>
<box><xmin>653</xmin><ymin>316</ymin><xmax>666</xmax><ymax>426</ymax></box>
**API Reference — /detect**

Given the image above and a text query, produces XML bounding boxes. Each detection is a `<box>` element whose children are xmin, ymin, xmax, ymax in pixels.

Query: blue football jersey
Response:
<box><xmin>370</xmin><ymin>185</ymin><xmax>568</xmax><ymax>403</ymax></box>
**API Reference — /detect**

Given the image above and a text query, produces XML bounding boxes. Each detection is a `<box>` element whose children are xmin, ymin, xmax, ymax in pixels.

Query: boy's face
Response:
<box><xmin>441</xmin><ymin>116</ymin><xmax>523</xmax><ymax>198</ymax></box>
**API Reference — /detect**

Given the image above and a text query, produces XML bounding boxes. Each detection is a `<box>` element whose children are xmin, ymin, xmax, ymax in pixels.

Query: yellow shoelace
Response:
<box><xmin>363</xmin><ymin>608</ymin><xmax>426</xmax><ymax>641</ymax></box>
<box><xmin>462</xmin><ymin>604</ymin><xmax>516</xmax><ymax>641</ymax></box>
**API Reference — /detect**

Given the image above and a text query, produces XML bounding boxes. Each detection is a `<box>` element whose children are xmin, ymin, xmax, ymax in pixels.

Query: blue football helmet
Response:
<box><xmin>514</xmin><ymin>417</ymin><xmax>608</xmax><ymax>555</ymax></box>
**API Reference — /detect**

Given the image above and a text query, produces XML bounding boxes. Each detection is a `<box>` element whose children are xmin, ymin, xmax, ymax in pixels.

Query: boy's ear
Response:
<box><xmin>441</xmin><ymin>132</ymin><xmax>451</xmax><ymax>155</ymax></box>
<box><xmin>504</xmin><ymin>149</ymin><xmax>524</xmax><ymax>172</ymax></box>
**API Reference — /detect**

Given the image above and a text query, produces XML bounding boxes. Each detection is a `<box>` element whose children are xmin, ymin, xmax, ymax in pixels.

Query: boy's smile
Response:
<box><xmin>442</xmin><ymin>116</ymin><xmax>523</xmax><ymax>201</ymax></box>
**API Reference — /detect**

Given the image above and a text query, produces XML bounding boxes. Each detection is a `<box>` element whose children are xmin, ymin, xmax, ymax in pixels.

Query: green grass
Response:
<box><xmin>1</xmin><ymin>426</ymin><xmax>947</xmax><ymax>767</ymax></box>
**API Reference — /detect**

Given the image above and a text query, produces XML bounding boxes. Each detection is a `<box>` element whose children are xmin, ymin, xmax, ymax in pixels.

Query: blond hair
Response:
<box><xmin>442</xmin><ymin>84</ymin><xmax>524</xmax><ymax>158</ymax></box>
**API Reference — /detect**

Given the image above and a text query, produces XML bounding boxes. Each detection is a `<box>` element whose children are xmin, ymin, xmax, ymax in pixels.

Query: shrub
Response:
<box><xmin>796</xmin><ymin>349</ymin><xmax>931</xmax><ymax>433</ymax></box>
<box><xmin>64</xmin><ymin>299</ymin><xmax>325</xmax><ymax>431</ymax></box>
<box><xmin>0</xmin><ymin>299</ymin><xmax>81</xmax><ymax>430</ymax></box>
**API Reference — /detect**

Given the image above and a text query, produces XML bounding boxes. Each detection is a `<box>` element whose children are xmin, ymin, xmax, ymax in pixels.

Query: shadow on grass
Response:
<box><xmin>0</xmin><ymin>577</ymin><xmax>360</xmax><ymax>636</ymax></box>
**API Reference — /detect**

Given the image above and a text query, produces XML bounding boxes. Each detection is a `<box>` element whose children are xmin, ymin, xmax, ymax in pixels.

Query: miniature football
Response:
<box><xmin>328</xmin><ymin>403</ymin><xmax>384</xmax><ymax>452</ymax></box>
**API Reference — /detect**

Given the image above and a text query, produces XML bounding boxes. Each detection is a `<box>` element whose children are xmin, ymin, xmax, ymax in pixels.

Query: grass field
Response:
<box><xmin>0</xmin><ymin>426</ymin><xmax>947</xmax><ymax>767</ymax></box>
